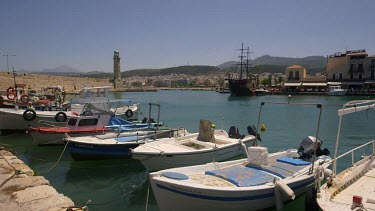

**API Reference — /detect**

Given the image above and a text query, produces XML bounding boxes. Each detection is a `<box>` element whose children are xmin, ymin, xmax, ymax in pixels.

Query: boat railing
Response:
<box><xmin>333</xmin><ymin>140</ymin><xmax>375</xmax><ymax>176</ymax></box>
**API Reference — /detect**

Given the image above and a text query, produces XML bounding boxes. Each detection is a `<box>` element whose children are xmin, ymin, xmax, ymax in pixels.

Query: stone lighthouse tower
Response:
<box><xmin>113</xmin><ymin>50</ymin><xmax>122</xmax><ymax>89</ymax></box>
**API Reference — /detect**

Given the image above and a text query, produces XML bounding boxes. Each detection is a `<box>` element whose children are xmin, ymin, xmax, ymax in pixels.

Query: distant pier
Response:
<box><xmin>0</xmin><ymin>148</ymin><xmax>77</xmax><ymax>210</ymax></box>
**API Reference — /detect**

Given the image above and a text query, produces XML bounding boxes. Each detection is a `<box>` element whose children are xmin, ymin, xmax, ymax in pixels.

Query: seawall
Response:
<box><xmin>0</xmin><ymin>148</ymin><xmax>77</xmax><ymax>210</ymax></box>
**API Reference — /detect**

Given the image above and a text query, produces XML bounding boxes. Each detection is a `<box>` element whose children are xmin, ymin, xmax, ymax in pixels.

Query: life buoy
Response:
<box><xmin>20</xmin><ymin>95</ymin><xmax>30</xmax><ymax>103</ymax></box>
<box><xmin>23</xmin><ymin>109</ymin><xmax>36</xmax><ymax>121</ymax></box>
<box><xmin>55</xmin><ymin>112</ymin><xmax>67</xmax><ymax>122</ymax></box>
<box><xmin>6</xmin><ymin>87</ymin><xmax>14</xmax><ymax>93</ymax></box>
<box><xmin>125</xmin><ymin>109</ymin><xmax>133</xmax><ymax>118</ymax></box>
<box><xmin>6</xmin><ymin>92</ymin><xmax>16</xmax><ymax>100</ymax></box>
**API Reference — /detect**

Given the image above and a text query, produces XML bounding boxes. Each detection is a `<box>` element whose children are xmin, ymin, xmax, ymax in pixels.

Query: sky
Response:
<box><xmin>0</xmin><ymin>0</ymin><xmax>374</xmax><ymax>72</ymax></box>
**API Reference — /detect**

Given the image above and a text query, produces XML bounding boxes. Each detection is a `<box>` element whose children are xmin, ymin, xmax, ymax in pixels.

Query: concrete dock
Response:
<box><xmin>0</xmin><ymin>148</ymin><xmax>77</xmax><ymax>211</ymax></box>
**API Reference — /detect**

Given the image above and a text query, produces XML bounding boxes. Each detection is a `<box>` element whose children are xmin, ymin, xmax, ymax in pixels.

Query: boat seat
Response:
<box><xmin>247</xmin><ymin>157</ymin><xmax>311</xmax><ymax>178</ymax></box>
<box><xmin>205</xmin><ymin>166</ymin><xmax>275</xmax><ymax>187</ymax></box>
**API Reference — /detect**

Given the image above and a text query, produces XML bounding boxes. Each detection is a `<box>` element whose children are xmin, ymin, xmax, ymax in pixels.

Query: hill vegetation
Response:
<box><xmin>17</xmin><ymin>55</ymin><xmax>327</xmax><ymax>78</ymax></box>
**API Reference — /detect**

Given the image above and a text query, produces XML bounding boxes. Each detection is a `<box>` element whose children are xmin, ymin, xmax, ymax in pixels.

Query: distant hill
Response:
<box><xmin>217</xmin><ymin>55</ymin><xmax>326</xmax><ymax>74</ymax></box>
<box><xmin>122</xmin><ymin>65</ymin><xmax>221</xmax><ymax>77</ymax></box>
<box><xmin>41</xmin><ymin>65</ymin><xmax>80</xmax><ymax>73</ymax></box>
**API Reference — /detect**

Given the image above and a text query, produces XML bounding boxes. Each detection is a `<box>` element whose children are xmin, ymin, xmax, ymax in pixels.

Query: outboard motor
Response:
<box><xmin>247</xmin><ymin>125</ymin><xmax>262</xmax><ymax>141</ymax></box>
<box><xmin>298</xmin><ymin>136</ymin><xmax>330</xmax><ymax>159</ymax></box>
<box><xmin>228</xmin><ymin>126</ymin><xmax>244</xmax><ymax>139</ymax></box>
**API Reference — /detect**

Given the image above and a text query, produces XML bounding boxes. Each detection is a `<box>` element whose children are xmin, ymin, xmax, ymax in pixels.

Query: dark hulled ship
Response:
<box><xmin>226</xmin><ymin>43</ymin><xmax>255</xmax><ymax>96</ymax></box>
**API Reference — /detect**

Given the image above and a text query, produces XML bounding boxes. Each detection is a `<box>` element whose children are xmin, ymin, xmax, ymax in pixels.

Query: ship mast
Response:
<box><xmin>245</xmin><ymin>46</ymin><xmax>253</xmax><ymax>79</ymax></box>
<box><xmin>238</xmin><ymin>43</ymin><xmax>246</xmax><ymax>80</ymax></box>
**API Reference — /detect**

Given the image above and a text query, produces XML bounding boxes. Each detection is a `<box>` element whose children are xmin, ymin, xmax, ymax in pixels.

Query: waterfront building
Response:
<box><xmin>326</xmin><ymin>49</ymin><xmax>374</xmax><ymax>90</ymax></box>
<box><xmin>283</xmin><ymin>65</ymin><xmax>327</xmax><ymax>92</ymax></box>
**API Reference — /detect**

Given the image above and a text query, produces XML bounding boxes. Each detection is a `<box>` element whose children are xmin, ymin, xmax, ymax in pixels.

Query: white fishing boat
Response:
<box><xmin>131</xmin><ymin>119</ymin><xmax>259</xmax><ymax>172</ymax></box>
<box><xmin>0</xmin><ymin>86</ymin><xmax>139</xmax><ymax>133</ymax></box>
<box><xmin>316</xmin><ymin>100</ymin><xmax>375</xmax><ymax>211</ymax></box>
<box><xmin>149</xmin><ymin>101</ymin><xmax>332</xmax><ymax>210</ymax></box>
<box><xmin>149</xmin><ymin>137</ymin><xmax>331</xmax><ymax>211</ymax></box>
<box><xmin>66</xmin><ymin>127</ymin><xmax>186</xmax><ymax>160</ymax></box>
<box><xmin>28</xmin><ymin>101</ymin><xmax>162</xmax><ymax>146</ymax></box>
<box><xmin>326</xmin><ymin>85</ymin><xmax>346</xmax><ymax>96</ymax></box>
<box><xmin>70</xmin><ymin>86</ymin><xmax>139</xmax><ymax>121</ymax></box>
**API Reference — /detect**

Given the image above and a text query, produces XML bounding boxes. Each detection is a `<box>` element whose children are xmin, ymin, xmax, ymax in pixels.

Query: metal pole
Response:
<box><xmin>157</xmin><ymin>104</ymin><xmax>160</xmax><ymax>130</ymax></box>
<box><xmin>3</xmin><ymin>54</ymin><xmax>16</xmax><ymax>74</ymax></box>
<box><xmin>255</xmin><ymin>102</ymin><xmax>264</xmax><ymax>146</ymax></box>
<box><xmin>148</xmin><ymin>103</ymin><xmax>152</xmax><ymax>128</ymax></box>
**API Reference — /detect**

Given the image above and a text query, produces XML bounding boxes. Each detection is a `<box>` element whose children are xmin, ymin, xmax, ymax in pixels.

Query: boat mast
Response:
<box><xmin>245</xmin><ymin>46</ymin><xmax>253</xmax><ymax>80</ymax></box>
<box><xmin>238</xmin><ymin>43</ymin><xmax>246</xmax><ymax>80</ymax></box>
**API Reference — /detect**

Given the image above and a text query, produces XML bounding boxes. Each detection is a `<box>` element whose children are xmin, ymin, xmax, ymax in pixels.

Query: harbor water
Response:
<box><xmin>1</xmin><ymin>90</ymin><xmax>375</xmax><ymax>210</ymax></box>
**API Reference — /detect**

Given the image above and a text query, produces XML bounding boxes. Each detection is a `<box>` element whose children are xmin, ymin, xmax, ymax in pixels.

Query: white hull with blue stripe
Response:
<box><xmin>150</xmin><ymin>150</ymin><xmax>331</xmax><ymax>211</ymax></box>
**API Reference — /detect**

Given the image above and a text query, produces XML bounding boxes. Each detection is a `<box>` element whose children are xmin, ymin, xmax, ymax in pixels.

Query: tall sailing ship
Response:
<box><xmin>226</xmin><ymin>43</ymin><xmax>255</xmax><ymax>96</ymax></box>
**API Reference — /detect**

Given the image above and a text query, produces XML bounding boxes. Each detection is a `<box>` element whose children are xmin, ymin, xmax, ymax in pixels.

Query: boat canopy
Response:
<box><xmin>284</xmin><ymin>82</ymin><xmax>302</xmax><ymax>87</ymax></box>
<box><xmin>301</xmin><ymin>83</ymin><xmax>327</xmax><ymax>86</ymax></box>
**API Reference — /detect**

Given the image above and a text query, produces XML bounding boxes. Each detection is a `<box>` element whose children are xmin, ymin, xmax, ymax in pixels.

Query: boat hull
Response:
<box><xmin>326</xmin><ymin>91</ymin><xmax>346</xmax><ymax>96</ymax></box>
<box><xmin>150</xmin><ymin>165</ymin><xmax>315</xmax><ymax>211</ymax></box>
<box><xmin>67</xmin><ymin>140</ymin><xmax>141</xmax><ymax>160</ymax></box>
<box><xmin>227</xmin><ymin>79</ymin><xmax>254</xmax><ymax>96</ymax></box>
<box><xmin>0</xmin><ymin>108</ymin><xmax>68</xmax><ymax>131</ymax></box>
<box><xmin>132</xmin><ymin>138</ymin><xmax>254</xmax><ymax>172</ymax></box>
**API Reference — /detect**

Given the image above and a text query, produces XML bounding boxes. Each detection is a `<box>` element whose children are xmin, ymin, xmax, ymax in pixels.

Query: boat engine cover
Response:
<box><xmin>298</xmin><ymin>136</ymin><xmax>321</xmax><ymax>158</ymax></box>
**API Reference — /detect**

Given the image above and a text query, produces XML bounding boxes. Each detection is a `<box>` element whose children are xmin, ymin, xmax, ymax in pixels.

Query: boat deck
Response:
<box><xmin>181</xmin><ymin>156</ymin><xmax>311</xmax><ymax>187</ymax></box>
<box><xmin>331</xmin><ymin>168</ymin><xmax>375</xmax><ymax>210</ymax></box>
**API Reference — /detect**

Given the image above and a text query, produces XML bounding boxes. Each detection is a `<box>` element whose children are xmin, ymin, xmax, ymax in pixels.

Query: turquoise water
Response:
<box><xmin>1</xmin><ymin>90</ymin><xmax>375</xmax><ymax>210</ymax></box>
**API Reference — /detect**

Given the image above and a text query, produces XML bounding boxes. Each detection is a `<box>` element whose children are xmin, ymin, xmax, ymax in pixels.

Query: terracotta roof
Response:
<box><xmin>368</xmin><ymin>54</ymin><xmax>375</xmax><ymax>58</ymax></box>
<box><xmin>287</xmin><ymin>65</ymin><xmax>304</xmax><ymax>69</ymax></box>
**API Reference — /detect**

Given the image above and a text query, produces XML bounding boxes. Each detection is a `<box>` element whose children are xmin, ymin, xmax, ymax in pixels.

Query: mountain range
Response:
<box><xmin>16</xmin><ymin>55</ymin><xmax>327</xmax><ymax>77</ymax></box>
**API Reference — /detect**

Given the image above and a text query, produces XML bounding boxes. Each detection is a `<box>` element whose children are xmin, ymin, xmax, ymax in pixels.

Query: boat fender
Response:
<box><xmin>314</xmin><ymin>166</ymin><xmax>324</xmax><ymax>183</ymax></box>
<box><xmin>20</xmin><ymin>95</ymin><xmax>30</xmax><ymax>103</ymax></box>
<box><xmin>55</xmin><ymin>112</ymin><xmax>67</xmax><ymax>122</ymax></box>
<box><xmin>125</xmin><ymin>109</ymin><xmax>133</xmax><ymax>118</ymax></box>
<box><xmin>23</xmin><ymin>109</ymin><xmax>36</xmax><ymax>121</ymax></box>
<box><xmin>274</xmin><ymin>180</ymin><xmax>295</xmax><ymax>211</ymax></box>
<box><xmin>6</xmin><ymin>92</ymin><xmax>16</xmax><ymax>100</ymax></box>
<box><xmin>305</xmin><ymin>185</ymin><xmax>319</xmax><ymax>211</ymax></box>
<box><xmin>6</xmin><ymin>87</ymin><xmax>14</xmax><ymax>93</ymax></box>
<box><xmin>324</xmin><ymin>168</ymin><xmax>332</xmax><ymax>180</ymax></box>
<box><xmin>275</xmin><ymin>180</ymin><xmax>295</xmax><ymax>200</ymax></box>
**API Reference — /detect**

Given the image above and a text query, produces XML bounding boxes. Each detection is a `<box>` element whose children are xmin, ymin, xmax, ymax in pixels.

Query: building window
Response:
<box><xmin>339</xmin><ymin>73</ymin><xmax>343</xmax><ymax>79</ymax></box>
<box><xmin>350</xmin><ymin>63</ymin><xmax>355</xmax><ymax>72</ymax></box>
<box><xmin>295</xmin><ymin>71</ymin><xmax>300</xmax><ymax>80</ymax></box>
<box><xmin>358</xmin><ymin>62</ymin><xmax>364</xmax><ymax>72</ymax></box>
<box><xmin>288</xmin><ymin>71</ymin><xmax>293</xmax><ymax>80</ymax></box>
<box><xmin>359</xmin><ymin>73</ymin><xmax>362</xmax><ymax>79</ymax></box>
<box><xmin>350</xmin><ymin>74</ymin><xmax>354</xmax><ymax>79</ymax></box>
<box><xmin>371</xmin><ymin>69</ymin><xmax>375</xmax><ymax>80</ymax></box>
<box><xmin>332</xmin><ymin>74</ymin><xmax>336</xmax><ymax>80</ymax></box>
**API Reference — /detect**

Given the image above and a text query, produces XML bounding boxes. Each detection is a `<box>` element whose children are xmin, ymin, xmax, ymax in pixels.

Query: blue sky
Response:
<box><xmin>1</xmin><ymin>0</ymin><xmax>374</xmax><ymax>72</ymax></box>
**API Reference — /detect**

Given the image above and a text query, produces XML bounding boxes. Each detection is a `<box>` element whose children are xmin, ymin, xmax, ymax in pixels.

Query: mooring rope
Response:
<box><xmin>86</xmin><ymin>177</ymin><xmax>149</xmax><ymax>206</ymax></box>
<box><xmin>39</xmin><ymin>139</ymin><xmax>70</xmax><ymax>174</ymax></box>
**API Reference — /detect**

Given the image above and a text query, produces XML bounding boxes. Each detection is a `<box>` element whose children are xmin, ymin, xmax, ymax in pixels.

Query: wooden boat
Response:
<box><xmin>316</xmin><ymin>100</ymin><xmax>375</xmax><ymax>210</ymax></box>
<box><xmin>149</xmin><ymin>137</ymin><xmax>331</xmax><ymax>211</ymax></box>
<box><xmin>28</xmin><ymin>101</ymin><xmax>160</xmax><ymax>145</ymax></box>
<box><xmin>66</xmin><ymin>128</ymin><xmax>186</xmax><ymax>160</ymax></box>
<box><xmin>131</xmin><ymin>119</ymin><xmax>258</xmax><ymax>172</ymax></box>
<box><xmin>149</xmin><ymin>101</ymin><xmax>332</xmax><ymax>210</ymax></box>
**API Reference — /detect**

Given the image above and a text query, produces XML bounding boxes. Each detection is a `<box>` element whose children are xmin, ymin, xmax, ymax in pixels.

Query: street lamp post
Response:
<box><xmin>2</xmin><ymin>54</ymin><xmax>16</xmax><ymax>73</ymax></box>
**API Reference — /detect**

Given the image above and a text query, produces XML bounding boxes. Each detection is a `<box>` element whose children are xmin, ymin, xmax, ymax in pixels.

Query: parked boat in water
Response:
<box><xmin>131</xmin><ymin>119</ymin><xmax>258</xmax><ymax>172</ymax></box>
<box><xmin>149</xmin><ymin>101</ymin><xmax>332</xmax><ymax>210</ymax></box>
<box><xmin>225</xmin><ymin>43</ymin><xmax>255</xmax><ymax>96</ymax></box>
<box><xmin>326</xmin><ymin>85</ymin><xmax>346</xmax><ymax>96</ymax></box>
<box><xmin>316</xmin><ymin>100</ymin><xmax>375</xmax><ymax>211</ymax></box>
<box><xmin>66</xmin><ymin>127</ymin><xmax>187</xmax><ymax>160</ymax></box>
